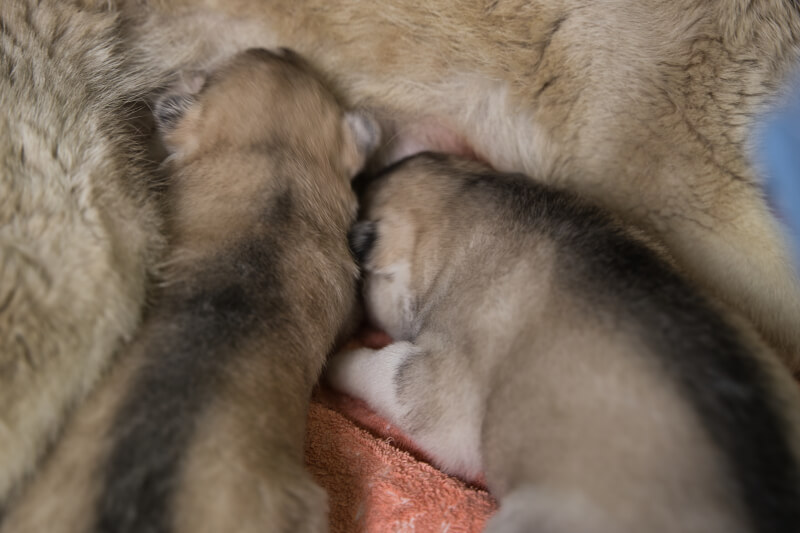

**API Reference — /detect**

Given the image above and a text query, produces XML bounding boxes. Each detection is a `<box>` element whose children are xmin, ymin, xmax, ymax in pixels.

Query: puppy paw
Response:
<box><xmin>325</xmin><ymin>346</ymin><xmax>378</xmax><ymax>396</ymax></box>
<box><xmin>325</xmin><ymin>341</ymin><xmax>422</xmax><ymax>422</ymax></box>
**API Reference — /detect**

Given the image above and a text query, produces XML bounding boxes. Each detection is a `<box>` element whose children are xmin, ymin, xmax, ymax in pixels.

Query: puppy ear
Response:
<box><xmin>342</xmin><ymin>111</ymin><xmax>381</xmax><ymax>178</ymax></box>
<box><xmin>154</xmin><ymin>71</ymin><xmax>206</xmax><ymax>133</ymax></box>
<box><xmin>348</xmin><ymin>220</ymin><xmax>378</xmax><ymax>265</ymax></box>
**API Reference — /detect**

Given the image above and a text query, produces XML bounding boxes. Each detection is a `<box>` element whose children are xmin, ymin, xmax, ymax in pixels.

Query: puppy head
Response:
<box><xmin>154</xmin><ymin>48</ymin><xmax>380</xmax><ymax>177</ymax></box>
<box><xmin>349</xmin><ymin>217</ymin><xmax>417</xmax><ymax>340</ymax></box>
<box><xmin>348</xmin><ymin>156</ymin><xmax>457</xmax><ymax>338</ymax></box>
<box><xmin>351</xmin><ymin>154</ymin><xmax>495</xmax><ymax>338</ymax></box>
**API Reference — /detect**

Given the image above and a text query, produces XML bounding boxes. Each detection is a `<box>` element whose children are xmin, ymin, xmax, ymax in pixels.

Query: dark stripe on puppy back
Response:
<box><xmin>95</xmin><ymin>192</ymin><xmax>294</xmax><ymax>533</ymax></box>
<box><xmin>431</xmin><ymin>160</ymin><xmax>800</xmax><ymax>533</ymax></box>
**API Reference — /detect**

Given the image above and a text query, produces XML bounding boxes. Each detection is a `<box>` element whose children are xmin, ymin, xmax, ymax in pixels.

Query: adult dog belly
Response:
<box><xmin>134</xmin><ymin>0</ymin><xmax>800</xmax><ymax>368</ymax></box>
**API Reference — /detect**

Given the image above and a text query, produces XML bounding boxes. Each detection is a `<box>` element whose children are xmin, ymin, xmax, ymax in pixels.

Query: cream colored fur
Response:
<box><xmin>132</xmin><ymin>0</ymin><xmax>800</xmax><ymax>368</ymax></box>
<box><xmin>1</xmin><ymin>39</ymin><xmax>373</xmax><ymax>531</ymax></box>
<box><xmin>327</xmin><ymin>154</ymin><xmax>800</xmax><ymax>533</ymax></box>
<box><xmin>2</xmin><ymin>0</ymin><xmax>800</xmax><ymax>530</ymax></box>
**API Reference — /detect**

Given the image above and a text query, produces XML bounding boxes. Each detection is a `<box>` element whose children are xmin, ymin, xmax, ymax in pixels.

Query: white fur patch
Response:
<box><xmin>326</xmin><ymin>342</ymin><xmax>420</xmax><ymax>422</ymax></box>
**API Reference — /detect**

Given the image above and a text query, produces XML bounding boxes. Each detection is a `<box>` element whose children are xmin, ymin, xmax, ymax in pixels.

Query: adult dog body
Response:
<box><xmin>136</xmin><ymin>0</ymin><xmax>800</xmax><ymax>366</ymax></box>
<box><xmin>2</xmin><ymin>0</ymin><xmax>800</xmax><ymax>530</ymax></box>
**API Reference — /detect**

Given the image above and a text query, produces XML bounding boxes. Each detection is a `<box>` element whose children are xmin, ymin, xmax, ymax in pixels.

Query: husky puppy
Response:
<box><xmin>328</xmin><ymin>153</ymin><xmax>800</xmax><ymax>533</ymax></box>
<box><xmin>0</xmin><ymin>47</ymin><xmax>378</xmax><ymax>533</ymax></box>
<box><xmin>132</xmin><ymin>0</ymin><xmax>800</xmax><ymax>370</ymax></box>
<box><xmin>4</xmin><ymin>0</ymin><xmax>800</xmax><ymax>529</ymax></box>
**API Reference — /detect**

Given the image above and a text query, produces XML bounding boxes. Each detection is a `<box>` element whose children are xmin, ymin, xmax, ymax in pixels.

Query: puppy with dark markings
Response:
<box><xmin>132</xmin><ymin>0</ymin><xmax>800</xmax><ymax>371</ymax></box>
<box><xmin>5</xmin><ymin>1</ymin><xmax>800</xmax><ymax>530</ymax></box>
<box><xmin>329</xmin><ymin>153</ymin><xmax>800</xmax><ymax>533</ymax></box>
<box><xmin>0</xmin><ymin>48</ymin><xmax>378</xmax><ymax>533</ymax></box>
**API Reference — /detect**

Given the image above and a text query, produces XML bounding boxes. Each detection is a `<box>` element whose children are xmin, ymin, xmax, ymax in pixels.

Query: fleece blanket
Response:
<box><xmin>305</xmin><ymin>387</ymin><xmax>497</xmax><ymax>532</ymax></box>
<box><xmin>304</xmin><ymin>327</ymin><xmax>497</xmax><ymax>532</ymax></box>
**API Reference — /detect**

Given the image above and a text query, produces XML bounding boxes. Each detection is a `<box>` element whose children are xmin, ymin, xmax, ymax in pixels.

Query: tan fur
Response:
<box><xmin>0</xmin><ymin>0</ymin><xmax>171</xmax><ymax>505</ymax></box>
<box><xmin>328</xmin><ymin>154</ymin><xmax>800</xmax><ymax>532</ymax></box>
<box><xmin>0</xmin><ymin>344</ymin><xmax>145</xmax><ymax>533</ymax></box>
<box><xmin>127</xmin><ymin>0</ymin><xmax>800</xmax><ymax>369</ymax></box>
<box><xmin>3</xmin><ymin>0</ymin><xmax>800</xmax><ymax>530</ymax></box>
<box><xmin>1</xmin><ymin>48</ymin><xmax>374</xmax><ymax>531</ymax></box>
<box><xmin>173</xmin><ymin>340</ymin><xmax>328</xmax><ymax>533</ymax></box>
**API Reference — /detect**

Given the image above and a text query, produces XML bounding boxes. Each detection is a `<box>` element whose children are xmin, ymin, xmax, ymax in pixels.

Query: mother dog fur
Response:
<box><xmin>134</xmin><ymin>0</ymin><xmax>800</xmax><ymax>368</ymax></box>
<box><xmin>2</xmin><ymin>0</ymin><xmax>800</xmax><ymax>530</ymax></box>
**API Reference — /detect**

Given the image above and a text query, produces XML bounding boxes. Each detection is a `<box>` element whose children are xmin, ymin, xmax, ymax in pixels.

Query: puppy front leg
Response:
<box><xmin>326</xmin><ymin>341</ymin><xmax>422</xmax><ymax>424</ymax></box>
<box><xmin>327</xmin><ymin>341</ymin><xmax>484</xmax><ymax>481</ymax></box>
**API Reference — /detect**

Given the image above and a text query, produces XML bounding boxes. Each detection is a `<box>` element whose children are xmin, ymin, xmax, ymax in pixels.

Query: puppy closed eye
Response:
<box><xmin>348</xmin><ymin>221</ymin><xmax>378</xmax><ymax>265</ymax></box>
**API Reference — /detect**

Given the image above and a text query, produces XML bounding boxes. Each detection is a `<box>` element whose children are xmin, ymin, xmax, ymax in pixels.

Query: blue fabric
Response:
<box><xmin>758</xmin><ymin>76</ymin><xmax>800</xmax><ymax>273</ymax></box>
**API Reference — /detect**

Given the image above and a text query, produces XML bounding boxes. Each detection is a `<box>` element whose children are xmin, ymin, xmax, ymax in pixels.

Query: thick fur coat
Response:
<box><xmin>2</xmin><ymin>0</ymin><xmax>800</xmax><ymax>531</ymax></box>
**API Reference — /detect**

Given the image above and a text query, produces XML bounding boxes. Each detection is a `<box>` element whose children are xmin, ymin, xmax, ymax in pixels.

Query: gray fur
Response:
<box><xmin>1</xmin><ymin>44</ymin><xmax>372</xmax><ymax>533</ymax></box>
<box><xmin>3</xmin><ymin>0</ymin><xmax>800</xmax><ymax>531</ymax></box>
<box><xmin>328</xmin><ymin>153</ymin><xmax>800</xmax><ymax>533</ymax></box>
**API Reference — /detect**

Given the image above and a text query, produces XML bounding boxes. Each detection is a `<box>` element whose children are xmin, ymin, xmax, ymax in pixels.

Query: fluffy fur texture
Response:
<box><xmin>3</xmin><ymin>0</ymin><xmax>800</xmax><ymax>531</ymax></box>
<box><xmin>132</xmin><ymin>0</ymin><xmax>800</xmax><ymax>369</ymax></box>
<box><xmin>1</xmin><ymin>46</ymin><xmax>376</xmax><ymax>532</ymax></box>
<box><xmin>0</xmin><ymin>0</ymin><xmax>169</xmax><ymax>508</ymax></box>
<box><xmin>329</xmin><ymin>153</ymin><xmax>800</xmax><ymax>533</ymax></box>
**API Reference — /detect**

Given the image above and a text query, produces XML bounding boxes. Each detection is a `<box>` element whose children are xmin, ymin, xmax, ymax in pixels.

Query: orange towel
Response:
<box><xmin>306</xmin><ymin>386</ymin><xmax>497</xmax><ymax>532</ymax></box>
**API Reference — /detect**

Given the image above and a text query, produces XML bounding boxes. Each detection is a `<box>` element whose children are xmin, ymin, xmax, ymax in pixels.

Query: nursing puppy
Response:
<box><xmin>329</xmin><ymin>153</ymin><xmax>800</xmax><ymax>533</ymax></box>
<box><xmin>0</xmin><ymin>0</ymin><xmax>173</xmax><ymax>508</ymax></box>
<box><xmin>5</xmin><ymin>0</ymin><xmax>800</xmax><ymax>528</ymax></box>
<box><xmin>132</xmin><ymin>0</ymin><xmax>800</xmax><ymax>370</ymax></box>
<box><xmin>0</xmin><ymin>48</ymin><xmax>377</xmax><ymax>533</ymax></box>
